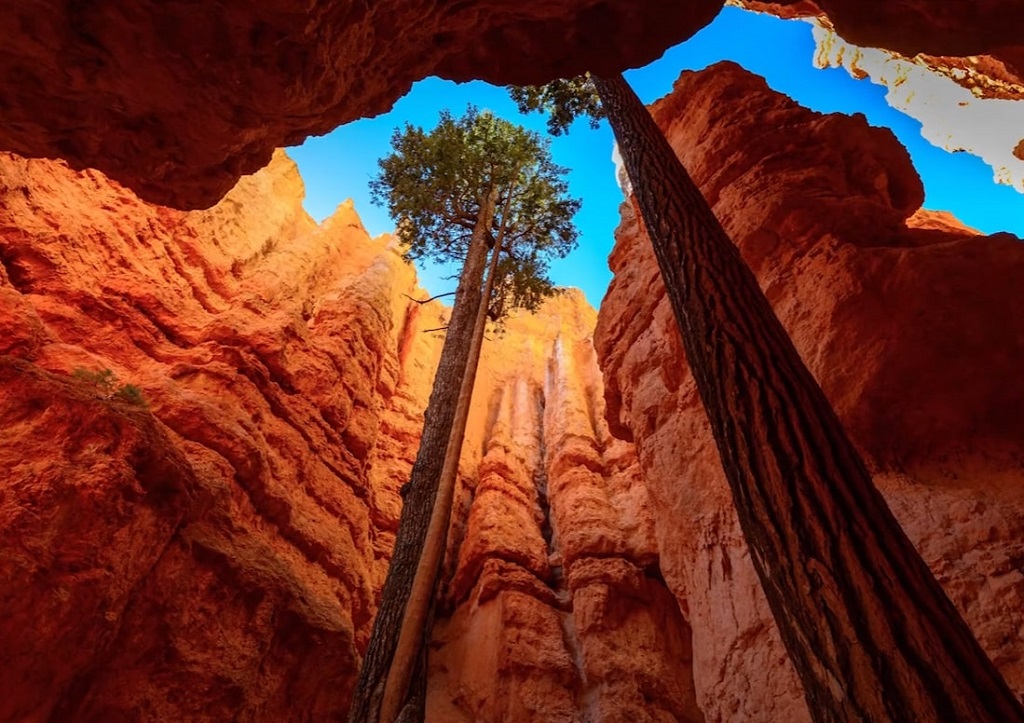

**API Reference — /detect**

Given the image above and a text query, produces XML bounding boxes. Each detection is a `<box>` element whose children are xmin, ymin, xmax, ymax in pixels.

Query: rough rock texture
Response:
<box><xmin>0</xmin><ymin>0</ymin><xmax>722</xmax><ymax>209</ymax></box>
<box><xmin>808</xmin><ymin>20</ymin><xmax>1024</xmax><ymax>192</ymax></box>
<box><xmin>430</xmin><ymin>303</ymin><xmax>704</xmax><ymax>722</ymax></box>
<box><xmin>0</xmin><ymin>148</ymin><xmax>423</xmax><ymax>721</ymax></box>
<box><xmin>595</xmin><ymin>60</ymin><xmax>1024</xmax><ymax>722</ymax></box>
<box><xmin>0</xmin><ymin>146</ymin><xmax>692</xmax><ymax>721</ymax></box>
<box><xmin>3</xmin><ymin>1</ymin><xmax>1024</xmax><ymax>209</ymax></box>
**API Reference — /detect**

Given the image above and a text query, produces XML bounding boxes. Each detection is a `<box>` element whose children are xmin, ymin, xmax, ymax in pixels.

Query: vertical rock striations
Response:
<box><xmin>430</xmin><ymin>297</ymin><xmax>704</xmax><ymax>722</ymax></box>
<box><xmin>0</xmin><ymin>148</ymin><xmax>438</xmax><ymax>720</ymax></box>
<box><xmin>0</xmin><ymin>146</ymin><xmax>697</xmax><ymax>721</ymax></box>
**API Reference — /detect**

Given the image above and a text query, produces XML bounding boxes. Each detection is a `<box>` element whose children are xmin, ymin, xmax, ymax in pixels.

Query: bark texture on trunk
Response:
<box><xmin>379</xmin><ymin>226</ymin><xmax>506</xmax><ymax>723</ymax></box>
<box><xmin>592</xmin><ymin>72</ymin><xmax>1024</xmax><ymax>723</ymax></box>
<box><xmin>347</xmin><ymin>191</ymin><xmax>498</xmax><ymax>723</ymax></box>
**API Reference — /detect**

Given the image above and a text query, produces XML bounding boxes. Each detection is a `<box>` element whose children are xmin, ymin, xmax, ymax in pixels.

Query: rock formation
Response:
<box><xmin>0</xmin><ymin>145</ymin><xmax>698</xmax><ymax>721</ymax></box>
<box><xmin>3</xmin><ymin>8</ymin><xmax>1024</xmax><ymax>718</ymax></box>
<box><xmin>431</xmin><ymin>309</ymin><xmax>703</xmax><ymax>722</ymax></box>
<box><xmin>2</xmin><ymin>1</ymin><xmax>1023</xmax><ymax>209</ymax></box>
<box><xmin>0</xmin><ymin>0</ymin><xmax>721</xmax><ymax>209</ymax></box>
<box><xmin>809</xmin><ymin>20</ymin><xmax>1024</xmax><ymax>192</ymax></box>
<box><xmin>0</xmin><ymin>148</ymin><xmax>417</xmax><ymax>720</ymax></box>
<box><xmin>595</xmin><ymin>60</ymin><xmax>1024</xmax><ymax>721</ymax></box>
<box><xmin>734</xmin><ymin>0</ymin><xmax>1024</xmax><ymax>58</ymax></box>
<box><xmin>734</xmin><ymin>2</ymin><xmax>1024</xmax><ymax>192</ymax></box>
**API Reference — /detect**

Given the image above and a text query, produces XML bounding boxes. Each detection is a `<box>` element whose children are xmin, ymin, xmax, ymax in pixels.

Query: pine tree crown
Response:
<box><xmin>371</xmin><ymin>106</ymin><xmax>581</xmax><ymax>321</ymax></box>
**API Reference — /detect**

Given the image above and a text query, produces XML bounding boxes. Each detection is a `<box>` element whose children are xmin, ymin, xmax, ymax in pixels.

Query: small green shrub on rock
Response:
<box><xmin>72</xmin><ymin>367</ymin><xmax>148</xmax><ymax>408</ymax></box>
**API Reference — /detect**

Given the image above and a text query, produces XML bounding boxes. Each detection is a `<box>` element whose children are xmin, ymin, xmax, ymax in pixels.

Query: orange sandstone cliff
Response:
<box><xmin>0</xmin><ymin>149</ymin><xmax>421</xmax><ymax>720</ymax></box>
<box><xmin>2</xmin><ymin>58</ymin><xmax>1024</xmax><ymax>723</ymax></box>
<box><xmin>0</xmin><ymin>146</ymin><xmax>700</xmax><ymax>721</ymax></box>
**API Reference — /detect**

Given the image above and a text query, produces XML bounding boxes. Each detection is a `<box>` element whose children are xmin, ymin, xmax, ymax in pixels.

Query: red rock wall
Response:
<box><xmin>0</xmin><ymin>0</ymin><xmax>722</xmax><ymax>209</ymax></box>
<box><xmin>595</xmin><ymin>61</ymin><xmax>1024</xmax><ymax>721</ymax></box>
<box><xmin>0</xmin><ymin>146</ymin><xmax>701</xmax><ymax>721</ymax></box>
<box><xmin>0</xmin><ymin>149</ymin><xmax>427</xmax><ymax>720</ymax></box>
<box><xmin>431</xmin><ymin>321</ymin><xmax>704</xmax><ymax>722</ymax></box>
<box><xmin>5</xmin><ymin>49</ymin><xmax>1024</xmax><ymax>723</ymax></box>
<box><xmin>1</xmin><ymin>2</ymin><xmax>1022</xmax><ymax>209</ymax></box>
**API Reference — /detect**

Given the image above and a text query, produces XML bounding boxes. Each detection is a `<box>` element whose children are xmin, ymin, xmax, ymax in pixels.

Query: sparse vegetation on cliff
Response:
<box><xmin>72</xmin><ymin>367</ymin><xmax>148</xmax><ymax>408</ymax></box>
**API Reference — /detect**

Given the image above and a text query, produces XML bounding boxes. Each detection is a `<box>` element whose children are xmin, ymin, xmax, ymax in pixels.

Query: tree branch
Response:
<box><xmin>403</xmin><ymin>292</ymin><xmax>456</xmax><ymax>304</ymax></box>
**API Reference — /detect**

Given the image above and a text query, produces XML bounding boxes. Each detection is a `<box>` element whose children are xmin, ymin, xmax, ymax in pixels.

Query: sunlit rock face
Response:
<box><xmin>0</xmin><ymin>0</ymin><xmax>722</xmax><ymax>209</ymax></box>
<box><xmin>0</xmin><ymin>149</ymin><xmax>424</xmax><ymax>720</ymax></box>
<box><xmin>809</xmin><ymin>21</ymin><xmax>1024</xmax><ymax>192</ymax></box>
<box><xmin>0</xmin><ymin>146</ymin><xmax>703</xmax><ymax>720</ymax></box>
<box><xmin>430</xmin><ymin>296</ymin><xmax>704</xmax><ymax>722</ymax></box>
<box><xmin>733</xmin><ymin>0</ymin><xmax>1024</xmax><ymax>193</ymax></box>
<box><xmin>595</xmin><ymin>60</ymin><xmax>1024</xmax><ymax>722</ymax></box>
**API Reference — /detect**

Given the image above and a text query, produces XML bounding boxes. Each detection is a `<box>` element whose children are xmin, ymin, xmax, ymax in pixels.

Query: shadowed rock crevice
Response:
<box><xmin>0</xmin><ymin>0</ymin><xmax>724</xmax><ymax>208</ymax></box>
<box><xmin>3</xmin><ymin>2</ymin><xmax>1021</xmax><ymax>208</ymax></box>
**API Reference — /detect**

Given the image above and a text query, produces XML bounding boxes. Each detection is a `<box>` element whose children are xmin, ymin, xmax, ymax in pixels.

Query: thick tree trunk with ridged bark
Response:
<box><xmin>592</xmin><ymin>72</ymin><xmax>1024</xmax><ymax>723</ymax></box>
<box><xmin>348</xmin><ymin>189</ymin><xmax>498</xmax><ymax>723</ymax></box>
<box><xmin>381</xmin><ymin>229</ymin><xmax>506</xmax><ymax>723</ymax></box>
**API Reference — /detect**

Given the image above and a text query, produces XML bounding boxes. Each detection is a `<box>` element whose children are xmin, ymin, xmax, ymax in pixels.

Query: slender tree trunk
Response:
<box><xmin>591</xmin><ymin>72</ymin><xmax>1024</xmax><ymax>723</ymax></box>
<box><xmin>348</xmin><ymin>188</ymin><xmax>499</xmax><ymax>723</ymax></box>
<box><xmin>379</xmin><ymin>222</ymin><xmax>507</xmax><ymax>723</ymax></box>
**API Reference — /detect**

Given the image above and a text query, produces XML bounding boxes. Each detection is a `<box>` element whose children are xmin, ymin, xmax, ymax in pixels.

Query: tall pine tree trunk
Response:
<box><xmin>591</xmin><ymin>72</ymin><xmax>1024</xmax><ymax>723</ymax></box>
<box><xmin>380</xmin><ymin>227</ymin><xmax>507</xmax><ymax>723</ymax></box>
<box><xmin>348</xmin><ymin>188</ymin><xmax>499</xmax><ymax>723</ymax></box>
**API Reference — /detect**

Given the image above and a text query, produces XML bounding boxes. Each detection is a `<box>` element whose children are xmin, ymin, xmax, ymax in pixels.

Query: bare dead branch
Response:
<box><xmin>403</xmin><ymin>291</ymin><xmax>456</xmax><ymax>304</ymax></box>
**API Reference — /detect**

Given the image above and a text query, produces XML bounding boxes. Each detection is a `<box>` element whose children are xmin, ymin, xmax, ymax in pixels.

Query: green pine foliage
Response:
<box><xmin>370</xmin><ymin>106</ymin><xmax>581</xmax><ymax>320</ymax></box>
<box><xmin>72</xmin><ymin>367</ymin><xmax>148</xmax><ymax>408</ymax></box>
<box><xmin>507</xmin><ymin>76</ymin><xmax>604</xmax><ymax>136</ymax></box>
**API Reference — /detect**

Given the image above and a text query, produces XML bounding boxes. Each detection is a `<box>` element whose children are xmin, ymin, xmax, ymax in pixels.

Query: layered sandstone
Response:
<box><xmin>431</xmin><ymin>303</ymin><xmax>704</xmax><ymax>722</ymax></box>
<box><xmin>0</xmin><ymin>144</ymin><xmax>691</xmax><ymax>721</ymax></box>
<box><xmin>0</xmin><ymin>148</ymin><xmax>423</xmax><ymax>720</ymax></box>
<box><xmin>595</xmin><ymin>60</ymin><xmax>1024</xmax><ymax>721</ymax></box>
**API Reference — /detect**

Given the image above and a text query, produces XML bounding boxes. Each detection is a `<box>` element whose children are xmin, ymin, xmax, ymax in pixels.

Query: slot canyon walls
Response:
<box><xmin>0</xmin><ymin>149</ymin><xmax>424</xmax><ymax>720</ymax></box>
<box><xmin>0</xmin><ymin>147</ymin><xmax>703</xmax><ymax>721</ymax></box>
<box><xmin>595</xmin><ymin>61</ymin><xmax>1024</xmax><ymax>721</ymax></box>
<box><xmin>3</xmin><ymin>1</ymin><xmax>1022</xmax><ymax>210</ymax></box>
<box><xmin>2</xmin><ymin>2</ymin><xmax>1024</xmax><ymax>721</ymax></box>
<box><xmin>0</xmin><ymin>0</ymin><xmax>722</xmax><ymax>209</ymax></box>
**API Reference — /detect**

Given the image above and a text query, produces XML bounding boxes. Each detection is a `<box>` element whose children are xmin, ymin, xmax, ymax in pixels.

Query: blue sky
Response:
<box><xmin>288</xmin><ymin>6</ymin><xmax>1024</xmax><ymax>308</ymax></box>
